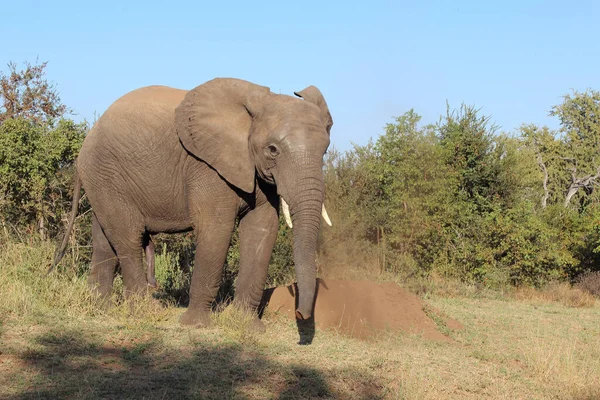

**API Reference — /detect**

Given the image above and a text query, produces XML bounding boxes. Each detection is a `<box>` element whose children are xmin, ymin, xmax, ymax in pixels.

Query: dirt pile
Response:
<box><xmin>264</xmin><ymin>278</ymin><xmax>462</xmax><ymax>341</ymax></box>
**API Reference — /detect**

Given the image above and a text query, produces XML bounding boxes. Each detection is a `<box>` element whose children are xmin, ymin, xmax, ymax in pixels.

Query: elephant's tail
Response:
<box><xmin>48</xmin><ymin>171</ymin><xmax>82</xmax><ymax>274</ymax></box>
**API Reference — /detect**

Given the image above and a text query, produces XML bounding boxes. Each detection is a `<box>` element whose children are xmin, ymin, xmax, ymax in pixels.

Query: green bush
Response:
<box><xmin>153</xmin><ymin>243</ymin><xmax>191</xmax><ymax>305</ymax></box>
<box><xmin>0</xmin><ymin>117</ymin><xmax>87</xmax><ymax>239</ymax></box>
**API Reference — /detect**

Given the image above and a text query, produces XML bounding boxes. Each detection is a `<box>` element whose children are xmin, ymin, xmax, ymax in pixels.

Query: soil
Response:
<box><xmin>263</xmin><ymin>278</ymin><xmax>463</xmax><ymax>341</ymax></box>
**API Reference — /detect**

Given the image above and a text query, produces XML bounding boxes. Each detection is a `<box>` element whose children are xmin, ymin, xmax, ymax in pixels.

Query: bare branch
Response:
<box><xmin>564</xmin><ymin>164</ymin><xmax>600</xmax><ymax>207</ymax></box>
<box><xmin>537</xmin><ymin>154</ymin><xmax>549</xmax><ymax>208</ymax></box>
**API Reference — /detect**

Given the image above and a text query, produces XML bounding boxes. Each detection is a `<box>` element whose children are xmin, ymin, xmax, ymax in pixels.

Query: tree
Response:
<box><xmin>321</xmin><ymin>110</ymin><xmax>448</xmax><ymax>275</ymax></box>
<box><xmin>0</xmin><ymin>60</ymin><xmax>86</xmax><ymax>240</ymax></box>
<box><xmin>0</xmin><ymin>60</ymin><xmax>69</xmax><ymax>125</ymax></box>
<box><xmin>437</xmin><ymin>103</ymin><xmax>502</xmax><ymax>209</ymax></box>
<box><xmin>520</xmin><ymin>124</ymin><xmax>566</xmax><ymax>208</ymax></box>
<box><xmin>550</xmin><ymin>89</ymin><xmax>600</xmax><ymax>208</ymax></box>
<box><xmin>320</xmin><ymin>98</ymin><xmax>597</xmax><ymax>286</ymax></box>
<box><xmin>371</xmin><ymin>110</ymin><xmax>447</xmax><ymax>272</ymax></box>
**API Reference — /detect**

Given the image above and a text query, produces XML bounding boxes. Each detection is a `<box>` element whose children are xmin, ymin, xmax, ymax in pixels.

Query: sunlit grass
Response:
<box><xmin>1</xmin><ymin>240</ymin><xmax>599</xmax><ymax>399</ymax></box>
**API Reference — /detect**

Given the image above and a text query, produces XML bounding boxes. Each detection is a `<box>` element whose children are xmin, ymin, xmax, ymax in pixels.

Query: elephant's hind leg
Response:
<box><xmin>95</xmin><ymin>210</ymin><xmax>148</xmax><ymax>298</ymax></box>
<box><xmin>88</xmin><ymin>213</ymin><xmax>118</xmax><ymax>302</ymax></box>
<box><xmin>112</xmin><ymin>239</ymin><xmax>147</xmax><ymax>298</ymax></box>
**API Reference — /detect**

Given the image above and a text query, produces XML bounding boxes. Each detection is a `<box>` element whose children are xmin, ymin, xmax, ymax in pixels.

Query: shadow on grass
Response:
<box><xmin>5</xmin><ymin>327</ymin><xmax>383</xmax><ymax>399</ymax></box>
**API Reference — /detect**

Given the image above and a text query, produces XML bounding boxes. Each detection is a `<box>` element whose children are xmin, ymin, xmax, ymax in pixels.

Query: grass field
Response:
<box><xmin>1</xmin><ymin>241</ymin><xmax>599</xmax><ymax>399</ymax></box>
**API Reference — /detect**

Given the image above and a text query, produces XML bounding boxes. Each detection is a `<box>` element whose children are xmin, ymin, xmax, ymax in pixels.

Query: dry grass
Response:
<box><xmin>0</xmin><ymin>241</ymin><xmax>175</xmax><ymax>325</ymax></box>
<box><xmin>432</xmin><ymin>297</ymin><xmax>600</xmax><ymax>399</ymax></box>
<box><xmin>212</xmin><ymin>303</ymin><xmax>262</xmax><ymax>346</ymax></box>
<box><xmin>0</xmin><ymin>241</ymin><xmax>102</xmax><ymax>318</ymax></box>
<box><xmin>575</xmin><ymin>271</ymin><xmax>600</xmax><ymax>298</ymax></box>
<box><xmin>1</xmin><ymin>241</ymin><xmax>600</xmax><ymax>399</ymax></box>
<box><xmin>514</xmin><ymin>282</ymin><xmax>596</xmax><ymax>308</ymax></box>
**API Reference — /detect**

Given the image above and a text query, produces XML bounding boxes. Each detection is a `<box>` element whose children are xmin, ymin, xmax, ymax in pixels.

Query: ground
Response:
<box><xmin>1</xmin><ymin>270</ymin><xmax>600</xmax><ymax>399</ymax></box>
<box><xmin>263</xmin><ymin>278</ymin><xmax>463</xmax><ymax>342</ymax></box>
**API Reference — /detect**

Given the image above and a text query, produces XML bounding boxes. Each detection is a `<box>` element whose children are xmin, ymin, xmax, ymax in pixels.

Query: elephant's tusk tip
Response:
<box><xmin>321</xmin><ymin>204</ymin><xmax>332</xmax><ymax>226</ymax></box>
<box><xmin>281</xmin><ymin>197</ymin><xmax>293</xmax><ymax>228</ymax></box>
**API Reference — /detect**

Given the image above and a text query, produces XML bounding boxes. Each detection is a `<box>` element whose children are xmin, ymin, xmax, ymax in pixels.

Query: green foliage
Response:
<box><xmin>520</xmin><ymin>124</ymin><xmax>566</xmax><ymax>206</ymax></box>
<box><xmin>477</xmin><ymin>204</ymin><xmax>578</xmax><ymax>286</ymax></box>
<box><xmin>322</xmin><ymin>110</ymin><xmax>450</xmax><ymax>276</ymax></box>
<box><xmin>551</xmin><ymin>89</ymin><xmax>600</xmax><ymax>168</ymax></box>
<box><xmin>0</xmin><ymin>60</ymin><xmax>87</xmax><ymax>243</ymax></box>
<box><xmin>153</xmin><ymin>232</ymin><xmax>195</xmax><ymax>272</ymax></box>
<box><xmin>322</xmin><ymin>96</ymin><xmax>600</xmax><ymax>289</ymax></box>
<box><xmin>438</xmin><ymin>103</ymin><xmax>500</xmax><ymax>210</ymax></box>
<box><xmin>525</xmin><ymin>89</ymin><xmax>600</xmax><ymax>210</ymax></box>
<box><xmin>267</xmin><ymin>217</ymin><xmax>295</xmax><ymax>286</ymax></box>
<box><xmin>0</xmin><ymin>117</ymin><xmax>87</xmax><ymax>239</ymax></box>
<box><xmin>153</xmin><ymin>243</ymin><xmax>191</xmax><ymax>304</ymax></box>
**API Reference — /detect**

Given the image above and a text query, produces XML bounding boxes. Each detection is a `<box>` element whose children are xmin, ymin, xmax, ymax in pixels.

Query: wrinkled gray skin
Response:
<box><xmin>60</xmin><ymin>78</ymin><xmax>332</xmax><ymax>329</ymax></box>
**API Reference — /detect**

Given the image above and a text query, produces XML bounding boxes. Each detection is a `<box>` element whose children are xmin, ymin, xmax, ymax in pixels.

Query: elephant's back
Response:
<box><xmin>112</xmin><ymin>85</ymin><xmax>187</xmax><ymax>110</ymax></box>
<box><xmin>77</xmin><ymin>85</ymin><xmax>192</xmax><ymax>227</ymax></box>
<box><xmin>85</xmin><ymin>85</ymin><xmax>187</xmax><ymax>142</ymax></box>
<box><xmin>81</xmin><ymin>85</ymin><xmax>188</xmax><ymax>146</ymax></box>
<box><xmin>105</xmin><ymin>85</ymin><xmax>187</xmax><ymax>126</ymax></box>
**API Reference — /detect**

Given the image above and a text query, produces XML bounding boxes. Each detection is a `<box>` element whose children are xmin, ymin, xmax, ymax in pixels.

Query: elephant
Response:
<box><xmin>53</xmin><ymin>77</ymin><xmax>333</xmax><ymax>330</ymax></box>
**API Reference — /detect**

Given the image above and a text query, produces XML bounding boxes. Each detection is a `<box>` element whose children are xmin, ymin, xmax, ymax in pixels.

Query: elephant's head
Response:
<box><xmin>175</xmin><ymin>78</ymin><xmax>333</xmax><ymax>320</ymax></box>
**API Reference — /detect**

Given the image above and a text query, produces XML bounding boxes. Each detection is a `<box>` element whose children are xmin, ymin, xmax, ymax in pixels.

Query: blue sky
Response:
<box><xmin>1</xmin><ymin>0</ymin><xmax>598</xmax><ymax>152</ymax></box>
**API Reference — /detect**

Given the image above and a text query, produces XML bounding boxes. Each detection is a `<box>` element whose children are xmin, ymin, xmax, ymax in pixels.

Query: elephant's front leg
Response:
<box><xmin>180</xmin><ymin>219</ymin><xmax>236</xmax><ymax>328</ymax></box>
<box><xmin>233</xmin><ymin>201</ymin><xmax>279</xmax><ymax>332</ymax></box>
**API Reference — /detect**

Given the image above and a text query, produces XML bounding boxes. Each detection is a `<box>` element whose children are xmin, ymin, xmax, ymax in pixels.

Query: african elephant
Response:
<box><xmin>53</xmin><ymin>78</ymin><xmax>333</xmax><ymax>330</ymax></box>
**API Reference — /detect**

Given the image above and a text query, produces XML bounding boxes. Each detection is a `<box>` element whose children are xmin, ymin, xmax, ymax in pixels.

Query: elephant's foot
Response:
<box><xmin>88</xmin><ymin>284</ymin><xmax>113</xmax><ymax>310</ymax></box>
<box><xmin>180</xmin><ymin>309</ymin><xmax>213</xmax><ymax>328</ymax></box>
<box><xmin>94</xmin><ymin>295</ymin><xmax>113</xmax><ymax>312</ymax></box>
<box><xmin>147</xmin><ymin>279</ymin><xmax>159</xmax><ymax>290</ymax></box>
<box><xmin>230</xmin><ymin>301</ymin><xmax>266</xmax><ymax>333</ymax></box>
<box><xmin>250</xmin><ymin>317</ymin><xmax>266</xmax><ymax>334</ymax></box>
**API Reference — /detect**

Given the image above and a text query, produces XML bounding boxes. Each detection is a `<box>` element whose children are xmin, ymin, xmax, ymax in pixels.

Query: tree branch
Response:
<box><xmin>536</xmin><ymin>154</ymin><xmax>549</xmax><ymax>208</ymax></box>
<box><xmin>564</xmin><ymin>164</ymin><xmax>600</xmax><ymax>207</ymax></box>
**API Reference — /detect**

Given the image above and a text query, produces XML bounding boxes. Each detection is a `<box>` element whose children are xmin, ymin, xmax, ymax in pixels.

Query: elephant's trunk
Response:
<box><xmin>291</xmin><ymin>203</ymin><xmax>320</xmax><ymax>320</ymax></box>
<box><xmin>280</xmin><ymin>164</ymin><xmax>324</xmax><ymax>321</ymax></box>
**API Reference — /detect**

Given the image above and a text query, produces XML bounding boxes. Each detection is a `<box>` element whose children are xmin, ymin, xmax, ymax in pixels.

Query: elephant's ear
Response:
<box><xmin>175</xmin><ymin>78</ymin><xmax>271</xmax><ymax>193</ymax></box>
<box><xmin>294</xmin><ymin>85</ymin><xmax>333</xmax><ymax>135</ymax></box>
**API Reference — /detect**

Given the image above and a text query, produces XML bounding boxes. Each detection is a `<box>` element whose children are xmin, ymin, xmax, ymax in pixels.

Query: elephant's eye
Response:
<box><xmin>265</xmin><ymin>144</ymin><xmax>281</xmax><ymax>159</ymax></box>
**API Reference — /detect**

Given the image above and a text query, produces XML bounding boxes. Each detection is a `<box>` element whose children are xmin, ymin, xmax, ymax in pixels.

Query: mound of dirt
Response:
<box><xmin>263</xmin><ymin>279</ymin><xmax>462</xmax><ymax>341</ymax></box>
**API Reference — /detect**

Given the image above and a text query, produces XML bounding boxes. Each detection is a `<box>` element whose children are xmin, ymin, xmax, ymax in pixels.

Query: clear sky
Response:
<box><xmin>1</xmin><ymin>0</ymin><xmax>598</xmax><ymax>152</ymax></box>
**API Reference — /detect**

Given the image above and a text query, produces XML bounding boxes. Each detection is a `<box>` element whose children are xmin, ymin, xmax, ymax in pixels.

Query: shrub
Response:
<box><xmin>514</xmin><ymin>282</ymin><xmax>595</xmax><ymax>308</ymax></box>
<box><xmin>153</xmin><ymin>243</ymin><xmax>191</xmax><ymax>305</ymax></box>
<box><xmin>575</xmin><ymin>271</ymin><xmax>600</xmax><ymax>298</ymax></box>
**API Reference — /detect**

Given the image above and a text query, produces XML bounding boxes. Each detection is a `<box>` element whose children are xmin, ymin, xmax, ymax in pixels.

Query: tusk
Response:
<box><xmin>281</xmin><ymin>198</ymin><xmax>293</xmax><ymax>228</ymax></box>
<box><xmin>322</xmin><ymin>204</ymin><xmax>332</xmax><ymax>226</ymax></box>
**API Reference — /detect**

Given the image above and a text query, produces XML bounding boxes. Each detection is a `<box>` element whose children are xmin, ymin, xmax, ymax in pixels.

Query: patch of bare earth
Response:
<box><xmin>264</xmin><ymin>278</ymin><xmax>463</xmax><ymax>341</ymax></box>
